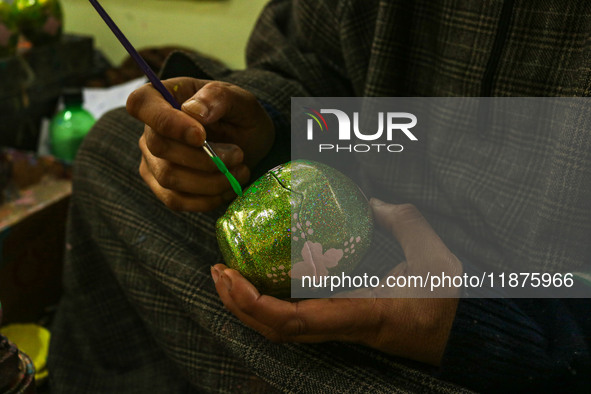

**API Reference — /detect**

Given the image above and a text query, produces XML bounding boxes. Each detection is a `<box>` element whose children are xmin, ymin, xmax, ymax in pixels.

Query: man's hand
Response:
<box><xmin>212</xmin><ymin>199</ymin><xmax>462</xmax><ymax>366</ymax></box>
<box><xmin>126</xmin><ymin>77</ymin><xmax>275</xmax><ymax>212</ymax></box>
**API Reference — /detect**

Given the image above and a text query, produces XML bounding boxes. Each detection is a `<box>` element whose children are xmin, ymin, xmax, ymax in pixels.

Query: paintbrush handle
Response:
<box><xmin>88</xmin><ymin>0</ymin><xmax>243</xmax><ymax>196</ymax></box>
<box><xmin>88</xmin><ymin>0</ymin><xmax>219</xmax><ymax>157</ymax></box>
<box><xmin>88</xmin><ymin>0</ymin><xmax>181</xmax><ymax>110</ymax></box>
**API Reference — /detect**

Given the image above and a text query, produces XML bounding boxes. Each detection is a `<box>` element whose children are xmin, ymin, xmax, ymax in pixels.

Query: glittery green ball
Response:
<box><xmin>216</xmin><ymin>160</ymin><xmax>373</xmax><ymax>298</ymax></box>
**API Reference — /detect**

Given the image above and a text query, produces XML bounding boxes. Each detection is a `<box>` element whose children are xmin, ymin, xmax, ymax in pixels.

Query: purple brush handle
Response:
<box><xmin>87</xmin><ymin>0</ymin><xmax>246</xmax><ymax>198</ymax></box>
<box><xmin>88</xmin><ymin>0</ymin><xmax>181</xmax><ymax>110</ymax></box>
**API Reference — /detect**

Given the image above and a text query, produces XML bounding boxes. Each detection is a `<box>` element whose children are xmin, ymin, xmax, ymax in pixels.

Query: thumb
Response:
<box><xmin>369</xmin><ymin>198</ymin><xmax>449</xmax><ymax>263</ymax></box>
<box><xmin>181</xmin><ymin>81</ymin><xmax>259</xmax><ymax>126</ymax></box>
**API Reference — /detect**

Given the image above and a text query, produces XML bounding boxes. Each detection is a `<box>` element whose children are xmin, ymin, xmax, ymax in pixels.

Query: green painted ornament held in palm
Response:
<box><xmin>216</xmin><ymin>160</ymin><xmax>373</xmax><ymax>298</ymax></box>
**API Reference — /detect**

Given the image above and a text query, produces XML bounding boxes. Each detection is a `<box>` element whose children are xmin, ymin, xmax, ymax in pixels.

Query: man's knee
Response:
<box><xmin>75</xmin><ymin>107</ymin><xmax>143</xmax><ymax>174</ymax></box>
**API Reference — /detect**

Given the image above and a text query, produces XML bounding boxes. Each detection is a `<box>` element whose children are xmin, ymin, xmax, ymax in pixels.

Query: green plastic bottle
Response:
<box><xmin>49</xmin><ymin>89</ymin><xmax>95</xmax><ymax>162</ymax></box>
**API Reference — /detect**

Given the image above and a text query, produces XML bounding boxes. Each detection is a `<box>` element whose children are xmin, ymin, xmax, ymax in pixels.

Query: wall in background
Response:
<box><xmin>60</xmin><ymin>0</ymin><xmax>269</xmax><ymax>69</ymax></box>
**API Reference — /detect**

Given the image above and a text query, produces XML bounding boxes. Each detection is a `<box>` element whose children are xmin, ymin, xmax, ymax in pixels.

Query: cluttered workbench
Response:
<box><xmin>0</xmin><ymin>2</ymin><xmax>205</xmax><ymax>390</ymax></box>
<box><xmin>0</xmin><ymin>9</ymin><xmax>91</xmax><ymax>322</ymax></box>
<box><xmin>1</xmin><ymin>1</ymin><xmax>259</xmax><ymax>392</ymax></box>
<box><xmin>0</xmin><ymin>20</ymin><xmax>172</xmax><ymax>326</ymax></box>
<box><xmin>0</xmin><ymin>151</ymin><xmax>71</xmax><ymax>324</ymax></box>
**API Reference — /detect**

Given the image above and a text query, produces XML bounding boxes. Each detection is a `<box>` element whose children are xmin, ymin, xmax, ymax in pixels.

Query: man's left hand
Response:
<box><xmin>212</xmin><ymin>199</ymin><xmax>461</xmax><ymax>366</ymax></box>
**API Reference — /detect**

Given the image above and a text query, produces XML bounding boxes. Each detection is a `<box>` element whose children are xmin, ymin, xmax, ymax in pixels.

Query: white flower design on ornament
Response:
<box><xmin>291</xmin><ymin>213</ymin><xmax>314</xmax><ymax>242</ymax></box>
<box><xmin>290</xmin><ymin>241</ymin><xmax>343</xmax><ymax>280</ymax></box>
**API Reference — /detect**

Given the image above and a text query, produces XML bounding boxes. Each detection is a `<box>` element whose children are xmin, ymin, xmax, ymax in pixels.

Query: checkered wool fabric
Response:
<box><xmin>48</xmin><ymin>0</ymin><xmax>591</xmax><ymax>392</ymax></box>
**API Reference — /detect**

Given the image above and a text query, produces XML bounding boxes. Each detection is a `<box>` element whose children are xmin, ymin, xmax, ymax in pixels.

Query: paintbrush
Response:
<box><xmin>88</xmin><ymin>0</ymin><xmax>243</xmax><ymax>196</ymax></box>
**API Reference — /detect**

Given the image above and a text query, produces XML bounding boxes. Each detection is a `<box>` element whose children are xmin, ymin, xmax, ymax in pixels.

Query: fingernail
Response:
<box><xmin>221</xmin><ymin>272</ymin><xmax>232</xmax><ymax>292</ymax></box>
<box><xmin>211</xmin><ymin>266</ymin><xmax>220</xmax><ymax>283</ymax></box>
<box><xmin>370</xmin><ymin>198</ymin><xmax>385</xmax><ymax>206</ymax></box>
<box><xmin>183</xmin><ymin>99</ymin><xmax>209</xmax><ymax>119</ymax></box>
<box><xmin>214</xmin><ymin>145</ymin><xmax>235</xmax><ymax>161</ymax></box>
<box><xmin>184</xmin><ymin>126</ymin><xmax>203</xmax><ymax>146</ymax></box>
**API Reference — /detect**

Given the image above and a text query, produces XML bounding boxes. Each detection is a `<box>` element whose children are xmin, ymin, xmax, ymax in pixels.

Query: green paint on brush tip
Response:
<box><xmin>212</xmin><ymin>156</ymin><xmax>243</xmax><ymax>196</ymax></box>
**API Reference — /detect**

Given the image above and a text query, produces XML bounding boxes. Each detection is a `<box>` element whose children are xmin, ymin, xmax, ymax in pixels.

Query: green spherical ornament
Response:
<box><xmin>15</xmin><ymin>0</ymin><xmax>62</xmax><ymax>46</ymax></box>
<box><xmin>0</xmin><ymin>1</ymin><xmax>19</xmax><ymax>57</ymax></box>
<box><xmin>216</xmin><ymin>160</ymin><xmax>373</xmax><ymax>298</ymax></box>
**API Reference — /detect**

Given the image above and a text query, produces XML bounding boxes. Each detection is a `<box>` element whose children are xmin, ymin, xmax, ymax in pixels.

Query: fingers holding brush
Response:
<box><xmin>138</xmin><ymin>141</ymin><xmax>250</xmax><ymax>211</ymax></box>
<box><xmin>180</xmin><ymin>80</ymin><xmax>275</xmax><ymax>169</ymax></box>
<box><xmin>127</xmin><ymin>78</ymin><xmax>207</xmax><ymax>148</ymax></box>
<box><xmin>128</xmin><ymin>78</ymin><xmax>252</xmax><ymax>211</ymax></box>
<box><xmin>92</xmin><ymin>1</ymin><xmax>253</xmax><ymax>209</ymax></box>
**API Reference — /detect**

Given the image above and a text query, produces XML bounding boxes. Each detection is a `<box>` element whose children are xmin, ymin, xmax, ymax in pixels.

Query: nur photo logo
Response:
<box><xmin>304</xmin><ymin>107</ymin><xmax>418</xmax><ymax>153</ymax></box>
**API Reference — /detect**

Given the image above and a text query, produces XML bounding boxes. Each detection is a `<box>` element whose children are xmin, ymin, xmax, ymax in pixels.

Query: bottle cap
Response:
<box><xmin>62</xmin><ymin>87</ymin><xmax>84</xmax><ymax>107</ymax></box>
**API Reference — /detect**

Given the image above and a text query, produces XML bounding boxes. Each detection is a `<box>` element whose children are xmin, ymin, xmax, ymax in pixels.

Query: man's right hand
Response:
<box><xmin>126</xmin><ymin>77</ymin><xmax>275</xmax><ymax>212</ymax></box>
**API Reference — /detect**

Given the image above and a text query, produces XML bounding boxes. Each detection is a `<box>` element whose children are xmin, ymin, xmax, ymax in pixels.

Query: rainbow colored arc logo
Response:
<box><xmin>304</xmin><ymin>108</ymin><xmax>329</xmax><ymax>131</ymax></box>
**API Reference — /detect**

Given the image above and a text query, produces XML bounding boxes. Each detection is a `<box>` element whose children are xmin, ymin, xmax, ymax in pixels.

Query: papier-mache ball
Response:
<box><xmin>216</xmin><ymin>160</ymin><xmax>373</xmax><ymax>298</ymax></box>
